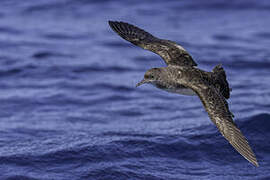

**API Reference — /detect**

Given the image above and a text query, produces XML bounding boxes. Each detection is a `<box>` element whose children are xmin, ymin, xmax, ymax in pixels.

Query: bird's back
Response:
<box><xmin>167</xmin><ymin>65</ymin><xmax>231</xmax><ymax>99</ymax></box>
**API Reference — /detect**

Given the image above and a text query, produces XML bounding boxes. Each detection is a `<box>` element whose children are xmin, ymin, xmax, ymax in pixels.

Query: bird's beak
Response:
<box><xmin>136</xmin><ymin>79</ymin><xmax>147</xmax><ymax>87</ymax></box>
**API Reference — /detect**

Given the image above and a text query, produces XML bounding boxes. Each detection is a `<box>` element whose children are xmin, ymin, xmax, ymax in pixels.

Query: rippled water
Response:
<box><xmin>0</xmin><ymin>0</ymin><xmax>269</xmax><ymax>179</ymax></box>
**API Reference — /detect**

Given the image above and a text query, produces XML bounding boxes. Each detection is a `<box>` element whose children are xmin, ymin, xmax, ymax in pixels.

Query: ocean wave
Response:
<box><xmin>170</xmin><ymin>0</ymin><xmax>270</xmax><ymax>11</ymax></box>
<box><xmin>0</xmin><ymin>0</ymin><xmax>269</xmax><ymax>179</ymax></box>
<box><xmin>32</xmin><ymin>51</ymin><xmax>75</xmax><ymax>59</ymax></box>
<box><xmin>4</xmin><ymin>113</ymin><xmax>268</xmax><ymax>163</ymax></box>
<box><xmin>0</xmin><ymin>26</ymin><xmax>22</xmax><ymax>35</ymax></box>
<box><xmin>0</xmin><ymin>113</ymin><xmax>269</xmax><ymax>179</ymax></box>
<box><xmin>5</xmin><ymin>175</ymin><xmax>39</xmax><ymax>180</ymax></box>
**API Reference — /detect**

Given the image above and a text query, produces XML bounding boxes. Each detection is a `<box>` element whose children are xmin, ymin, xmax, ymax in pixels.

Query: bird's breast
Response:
<box><xmin>155</xmin><ymin>83</ymin><xmax>196</xmax><ymax>96</ymax></box>
<box><xmin>165</xmin><ymin>87</ymin><xmax>196</xmax><ymax>96</ymax></box>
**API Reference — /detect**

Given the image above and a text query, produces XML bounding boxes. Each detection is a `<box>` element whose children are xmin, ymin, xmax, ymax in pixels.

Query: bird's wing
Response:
<box><xmin>108</xmin><ymin>21</ymin><xmax>197</xmax><ymax>67</ymax></box>
<box><xmin>185</xmin><ymin>79</ymin><xmax>258</xmax><ymax>166</ymax></box>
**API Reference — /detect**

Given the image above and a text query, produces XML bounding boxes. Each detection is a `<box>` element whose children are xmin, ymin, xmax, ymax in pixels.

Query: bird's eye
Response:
<box><xmin>145</xmin><ymin>74</ymin><xmax>154</xmax><ymax>79</ymax></box>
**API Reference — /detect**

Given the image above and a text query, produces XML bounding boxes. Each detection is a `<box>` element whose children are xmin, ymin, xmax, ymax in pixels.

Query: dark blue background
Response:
<box><xmin>0</xmin><ymin>0</ymin><xmax>269</xmax><ymax>179</ymax></box>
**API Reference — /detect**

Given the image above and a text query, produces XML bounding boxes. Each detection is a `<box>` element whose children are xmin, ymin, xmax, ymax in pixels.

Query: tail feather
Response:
<box><xmin>212</xmin><ymin>64</ymin><xmax>231</xmax><ymax>99</ymax></box>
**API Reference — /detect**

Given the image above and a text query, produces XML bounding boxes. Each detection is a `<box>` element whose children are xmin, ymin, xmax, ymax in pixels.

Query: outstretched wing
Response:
<box><xmin>186</xmin><ymin>80</ymin><xmax>258</xmax><ymax>166</ymax></box>
<box><xmin>108</xmin><ymin>21</ymin><xmax>197</xmax><ymax>67</ymax></box>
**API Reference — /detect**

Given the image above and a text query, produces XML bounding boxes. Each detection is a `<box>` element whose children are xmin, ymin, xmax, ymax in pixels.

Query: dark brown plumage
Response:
<box><xmin>175</xmin><ymin>66</ymin><xmax>258</xmax><ymax>167</ymax></box>
<box><xmin>109</xmin><ymin>21</ymin><xmax>231</xmax><ymax>99</ymax></box>
<box><xmin>108</xmin><ymin>21</ymin><xmax>197</xmax><ymax>67</ymax></box>
<box><xmin>108</xmin><ymin>21</ymin><xmax>258</xmax><ymax>167</ymax></box>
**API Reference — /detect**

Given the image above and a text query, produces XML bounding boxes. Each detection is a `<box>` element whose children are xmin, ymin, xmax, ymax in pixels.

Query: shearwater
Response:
<box><xmin>108</xmin><ymin>21</ymin><xmax>258</xmax><ymax>167</ymax></box>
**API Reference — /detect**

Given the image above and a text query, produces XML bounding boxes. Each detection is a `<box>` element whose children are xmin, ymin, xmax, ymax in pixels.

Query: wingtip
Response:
<box><xmin>108</xmin><ymin>20</ymin><xmax>132</xmax><ymax>27</ymax></box>
<box><xmin>255</xmin><ymin>162</ymin><xmax>259</xmax><ymax>167</ymax></box>
<box><xmin>252</xmin><ymin>159</ymin><xmax>259</xmax><ymax>167</ymax></box>
<box><xmin>108</xmin><ymin>21</ymin><xmax>125</xmax><ymax>31</ymax></box>
<box><xmin>108</xmin><ymin>20</ymin><xmax>120</xmax><ymax>26</ymax></box>
<box><xmin>108</xmin><ymin>20</ymin><xmax>114</xmax><ymax>26</ymax></box>
<box><xmin>240</xmin><ymin>145</ymin><xmax>259</xmax><ymax>167</ymax></box>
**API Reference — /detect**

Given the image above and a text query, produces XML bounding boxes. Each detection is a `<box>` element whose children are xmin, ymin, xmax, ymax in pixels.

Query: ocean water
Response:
<box><xmin>0</xmin><ymin>0</ymin><xmax>269</xmax><ymax>179</ymax></box>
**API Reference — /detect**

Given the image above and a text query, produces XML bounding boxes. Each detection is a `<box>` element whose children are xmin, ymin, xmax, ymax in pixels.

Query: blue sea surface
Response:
<box><xmin>0</xmin><ymin>0</ymin><xmax>269</xmax><ymax>179</ymax></box>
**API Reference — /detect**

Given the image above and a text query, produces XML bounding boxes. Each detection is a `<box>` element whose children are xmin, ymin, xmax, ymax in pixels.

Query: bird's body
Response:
<box><xmin>149</xmin><ymin>66</ymin><xmax>197</xmax><ymax>96</ymax></box>
<box><xmin>158</xmin><ymin>83</ymin><xmax>196</xmax><ymax>96</ymax></box>
<box><xmin>147</xmin><ymin>65</ymin><xmax>224</xmax><ymax>96</ymax></box>
<box><xmin>109</xmin><ymin>21</ymin><xmax>258</xmax><ymax>167</ymax></box>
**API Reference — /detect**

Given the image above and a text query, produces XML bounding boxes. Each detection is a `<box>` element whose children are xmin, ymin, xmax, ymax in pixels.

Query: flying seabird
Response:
<box><xmin>108</xmin><ymin>21</ymin><xmax>258</xmax><ymax>167</ymax></box>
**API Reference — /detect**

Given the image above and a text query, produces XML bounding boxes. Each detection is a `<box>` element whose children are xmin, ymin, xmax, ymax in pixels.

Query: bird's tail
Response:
<box><xmin>212</xmin><ymin>64</ymin><xmax>231</xmax><ymax>99</ymax></box>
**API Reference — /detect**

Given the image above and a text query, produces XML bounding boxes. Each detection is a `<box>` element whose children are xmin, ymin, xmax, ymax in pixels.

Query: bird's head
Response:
<box><xmin>136</xmin><ymin>68</ymin><xmax>162</xmax><ymax>87</ymax></box>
